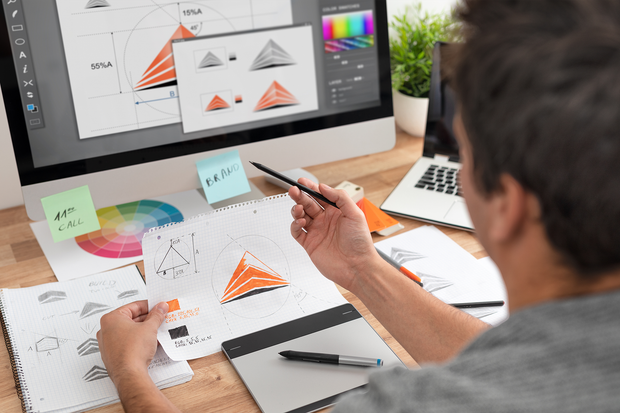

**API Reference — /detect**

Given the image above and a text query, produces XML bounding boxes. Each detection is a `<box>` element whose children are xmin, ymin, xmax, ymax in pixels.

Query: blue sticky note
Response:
<box><xmin>196</xmin><ymin>150</ymin><xmax>251</xmax><ymax>204</ymax></box>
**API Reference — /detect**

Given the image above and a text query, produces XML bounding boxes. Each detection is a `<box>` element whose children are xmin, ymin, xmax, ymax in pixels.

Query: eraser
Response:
<box><xmin>376</xmin><ymin>222</ymin><xmax>405</xmax><ymax>236</ymax></box>
<box><xmin>335</xmin><ymin>181</ymin><xmax>364</xmax><ymax>203</ymax></box>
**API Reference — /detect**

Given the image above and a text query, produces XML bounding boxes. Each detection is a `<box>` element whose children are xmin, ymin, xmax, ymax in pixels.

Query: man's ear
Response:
<box><xmin>487</xmin><ymin>173</ymin><xmax>534</xmax><ymax>243</ymax></box>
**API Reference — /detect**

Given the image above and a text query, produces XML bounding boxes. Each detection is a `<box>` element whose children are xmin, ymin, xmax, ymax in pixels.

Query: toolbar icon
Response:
<box><xmin>11</xmin><ymin>25</ymin><xmax>23</xmax><ymax>31</ymax></box>
<box><xmin>26</xmin><ymin>91</ymin><xmax>33</xmax><ymax>98</ymax></box>
<box><xmin>23</xmin><ymin>79</ymin><xmax>32</xmax><ymax>87</ymax></box>
<box><xmin>26</xmin><ymin>104</ymin><xmax>38</xmax><ymax>113</ymax></box>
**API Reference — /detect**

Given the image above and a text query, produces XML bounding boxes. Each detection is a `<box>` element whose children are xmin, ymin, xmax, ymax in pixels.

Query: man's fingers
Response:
<box><xmin>143</xmin><ymin>301</ymin><xmax>169</xmax><ymax>330</ymax></box>
<box><xmin>289</xmin><ymin>186</ymin><xmax>325</xmax><ymax>219</ymax></box>
<box><xmin>117</xmin><ymin>300</ymin><xmax>149</xmax><ymax>319</ymax></box>
<box><xmin>290</xmin><ymin>218</ymin><xmax>307</xmax><ymax>245</ymax></box>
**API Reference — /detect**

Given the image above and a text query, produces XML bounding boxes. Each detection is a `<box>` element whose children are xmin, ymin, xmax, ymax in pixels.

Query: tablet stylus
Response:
<box><xmin>279</xmin><ymin>350</ymin><xmax>383</xmax><ymax>367</ymax></box>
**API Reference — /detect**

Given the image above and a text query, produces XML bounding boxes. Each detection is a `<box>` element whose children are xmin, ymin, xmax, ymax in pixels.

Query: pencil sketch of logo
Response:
<box><xmin>417</xmin><ymin>271</ymin><xmax>454</xmax><ymax>293</ymax></box>
<box><xmin>390</xmin><ymin>247</ymin><xmax>426</xmax><ymax>266</ymax></box>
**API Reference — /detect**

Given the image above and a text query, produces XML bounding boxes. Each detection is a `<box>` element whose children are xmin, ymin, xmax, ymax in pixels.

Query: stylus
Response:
<box><xmin>375</xmin><ymin>247</ymin><xmax>424</xmax><ymax>287</ymax></box>
<box><xmin>249</xmin><ymin>161</ymin><xmax>339</xmax><ymax>209</ymax></box>
<box><xmin>449</xmin><ymin>301</ymin><xmax>505</xmax><ymax>308</ymax></box>
<box><xmin>279</xmin><ymin>350</ymin><xmax>383</xmax><ymax>367</ymax></box>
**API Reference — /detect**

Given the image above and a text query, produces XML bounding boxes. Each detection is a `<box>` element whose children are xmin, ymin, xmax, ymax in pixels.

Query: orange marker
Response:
<box><xmin>375</xmin><ymin>247</ymin><xmax>424</xmax><ymax>287</ymax></box>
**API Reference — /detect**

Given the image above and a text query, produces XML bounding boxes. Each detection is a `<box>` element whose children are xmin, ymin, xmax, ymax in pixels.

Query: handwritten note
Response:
<box><xmin>40</xmin><ymin>185</ymin><xmax>101</xmax><ymax>242</ymax></box>
<box><xmin>196</xmin><ymin>150</ymin><xmax>251</xmax><ymax>204</ymax></box>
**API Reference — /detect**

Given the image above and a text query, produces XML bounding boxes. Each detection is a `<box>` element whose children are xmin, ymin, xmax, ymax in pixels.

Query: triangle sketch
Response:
<box><xmin>417</xmin><ymin>271</ymin><xmax>453</xmax><ymax>293</ymax></box>
<box><xmin>198</xmin><ymin>51</ymin><xmax>224</xmax><ymax>69</ymax></box>
<box><xmin>117</xmin><ymin>290</ymin><xmax>139</xmax><ymax>300</ymax></box>
<box><xmin>206</xmin><ymin>95</ymin><xmax>231</xmax><ymax>111</ymax></box>
<box><xmin>156</xmin><ymin>244</ymin><xmax>190</xmax><ymax>276</ymax></box>
<box><xmin>83</xmin><ymin>365</ymin><xmax>108</xmax><ymax>382</ymax></box>
<box><xmin>390</xmin><ymin>247</ymin><xmax>426</xmax><ymax>266</ymax></box>
<box><xmin>250</xmin><ymin>39</ymin><xmax>296</xmax><ymax>71</ymax></box>
<box><xmin>220</xmin><ymin>251</ymin><xmax>289</xmax><ymax>304</ymax></box>
<box><xmin>135</xmin><ymin>25</ymin><xmax>195</xmax><ymax>90</ymax></box>
<box><xmin>254</xmin><ymin>81</ymin><xmax>298</xmax><ymax>112</ymax></box>
<box><xmin>85</xmin><ymin>0</ymin><xmax>110</xmax><ymax>8</ymax></box>
<box><xmin>38</xmin><ymin>290</ymin><xmax>67</xmax><ymax>304</ymax></box>
<box><xmin>77</xmin><ymin>338</ymin><xmax>100</xmax><ymax>356</ymax></box>
<box><xmin>80</xmin><ymin>302</ymin><xmax>111</xmax><ymax>319</ymax></box>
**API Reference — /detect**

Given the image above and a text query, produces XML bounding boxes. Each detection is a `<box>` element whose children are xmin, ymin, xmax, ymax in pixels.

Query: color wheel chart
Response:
<box><xmin>75</xmin><ymin>200</ymin><xmax>183</xmax><ymax>258</ymax></box>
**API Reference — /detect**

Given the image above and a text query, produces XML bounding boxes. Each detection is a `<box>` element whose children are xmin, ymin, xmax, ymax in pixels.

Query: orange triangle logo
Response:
<box><xmin>220</xmin><ymin>251</ymin><xmax>289</xmax><ymax>304</ymax></box>
<box><xmin>206</xmin><ymin>95</ymin><xmax>230</xmax><ymax>111</ymax></box>
<box><xmin>135</xmin><ymin>25</ymin><xmax>195</xmax><ymax>90</ymax></box>
<box><xmin>254</xmin><ymin>81</ymin><xmax>298</xmax><ymax>111</ymax></box>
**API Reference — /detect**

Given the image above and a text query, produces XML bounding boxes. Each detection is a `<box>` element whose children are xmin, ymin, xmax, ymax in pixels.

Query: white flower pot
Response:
<box><xmin>392</xmin><ymin>89</ymin><xmax>429</xmax><ymax>137</ymax></box>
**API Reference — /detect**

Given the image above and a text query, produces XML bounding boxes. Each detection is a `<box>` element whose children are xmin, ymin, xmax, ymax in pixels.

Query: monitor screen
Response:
<box><xmin>1</xmin><ymin>0</ymin><xmax>394</xmax><ymax>219</ymax></box>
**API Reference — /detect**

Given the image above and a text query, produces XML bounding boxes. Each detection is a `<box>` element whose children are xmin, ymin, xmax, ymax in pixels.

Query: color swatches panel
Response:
<box><xmin>75</xmin><ymin>200</ymin><xmax>183</xmax><ymax>258</ymax></box>
<box><xmin>322</xmin><ymin>10</ymin><xmax>374</xmax><ymax>41</ymax></box>
<box><xmin>325</xmin><ymin>34</ymin><xmax>374</xmax><ymax>53</ymax></box>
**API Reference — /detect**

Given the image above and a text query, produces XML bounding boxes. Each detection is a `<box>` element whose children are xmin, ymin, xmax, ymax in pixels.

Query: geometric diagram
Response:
<box><xmin>134</xmin><ymin>24</ymin><xmax>195</xmax><ymax>90</ymax></box>
<box><xmin>229</xmin><ymin>52</ymin><xmax>237</xmax><ymax>61</ymax></box>
<box><xmin>85</xmin><ymin>0</ymin><xmax>110</xmax><ymax>8</ymax></box>
<box><xmin>325</xmin><ymin>35</ymin><xmax>374</xmax><ymax>53</ymax></box>
<box><xmin>322</xmin><ymin>10</ymin><xmax>374</xmax><ymax>41</ymax></box>
<box><xmin>254</xmin><ymin>81</ymin><xmax>299</xmax><ymax>112</ymax></box>
<box><xmin>77</xmin><ymin>338</ymin><xmax>100</xmax><ymax>356</ymax></box>
<box><xmin>417</xmin><ymin>271</ymin><xmax>454</xmax><ymax>293</ymax></box>
<box><xmin>198</xmin><ymin>51</ymin><xmax>224</xmax><ymax>69</ymax></box>
<box><xmin>135</xmin><ymin>25</ymin><xmax>195</xmax><ymax>91</ymax></box>
<box><xmin>235</xmin><ymin>95</ymin><xmax>243</xmax><ymax>104</ymax></box>
<box><xmin>36</xmin><ymin>336</ymin><xmax>59</xmax><ymax>352</ymax></box>
<box><xmin>75</xmin><ymin>200</ymin><xmax>183</xmax><ymax>259</ymax></box>
<box><xmin>205</xmin><ymin>94</ymin><xmax>230</xmax><ymax>111</ymax></box>
<box><xmin>390</xmin><ymin>247</ymin><xmax>426</xmax><ymax>266</ymax></box>
<box><xmin>168</xmin><ymin>325</ymin><xmax>189</xmax><ymax>340</ymax></box>
<box><xmin>249</xmin><ymin>39</ymin><xmax>296</xmax><ymax>71</ymax></box>
<box><xmin>212</xmin><ymin>235</ymin><xmax>291</xmax><ymax>319</ymax></box>
<box><xmin>83</xmin><ymin>365</ymin><xmax>109</xmax><ymax>382</ymax></box>
<box><xmin>220</xmin><ymin>251</ymin><xmax>290</xmax><ymax>304</ymax></box>
<box><xmin>117</xmin><ymin>290</ymin><xmax>139</xmax><ymax>300</ymax></box>
<box><xmin>155</xmin><ymin>238</ymin><xmax>192</xmax><ymax>280</ymax></box>
<box><xmin>37</xmin><ymin>290</ymin><xmax>67</xmax><ymax>304</ymax></box>
<box><xmin>80</xmin><ymin>302</ymin><xmax>112</xmax><ymax>319</ymax></box>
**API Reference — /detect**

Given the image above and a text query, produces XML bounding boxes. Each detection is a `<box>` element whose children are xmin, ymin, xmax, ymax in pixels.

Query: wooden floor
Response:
<box><xmin>0</xmin><ymin>130</ymin><xmax>486</xmax><ymax>412</ymax></box>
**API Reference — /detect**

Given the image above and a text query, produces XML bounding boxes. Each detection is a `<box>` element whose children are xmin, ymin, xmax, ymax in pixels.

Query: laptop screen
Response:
<box><xmin>423</xmin><ymin>42</ymin><xmax>460</xmax><ymax>160</ymax></box>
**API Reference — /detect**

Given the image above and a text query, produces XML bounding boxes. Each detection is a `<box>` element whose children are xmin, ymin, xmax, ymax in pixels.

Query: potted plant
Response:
<box><xmin>390</xmin><ymin>4</ymin><xmax>459</xmax><ymax>137</ymax></box>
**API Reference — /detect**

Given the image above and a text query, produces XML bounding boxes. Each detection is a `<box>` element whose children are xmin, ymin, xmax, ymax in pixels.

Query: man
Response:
<box><xmin>98</xmin><ymin>0</ymin><xmax>620</xmax><ymax>411</ymax></box>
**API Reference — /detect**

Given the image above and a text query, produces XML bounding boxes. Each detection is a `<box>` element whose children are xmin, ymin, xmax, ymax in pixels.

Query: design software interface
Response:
<box><xmin>3</xmin><ymin>0</ymin><xmax>382</xmax><ymax>169</ymax></box>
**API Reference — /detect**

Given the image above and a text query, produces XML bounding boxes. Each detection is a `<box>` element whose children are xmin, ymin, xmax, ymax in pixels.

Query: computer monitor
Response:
<box><xmin>1</xmin><ymin>0</ymin><xmax>395</xmax><ymax>221</ymax></box>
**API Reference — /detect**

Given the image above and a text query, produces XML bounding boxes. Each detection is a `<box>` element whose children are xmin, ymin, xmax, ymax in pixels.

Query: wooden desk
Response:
<box><xmin>0</xmin><ymin>131</ymin><xmax>486</xmax><ymax>412</ymax></box>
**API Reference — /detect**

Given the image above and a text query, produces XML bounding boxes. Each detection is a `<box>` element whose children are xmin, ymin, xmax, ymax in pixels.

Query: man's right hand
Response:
<box><xmin>288</xmin><ymin>178</ymin><xmax>378</xmax><ymax>291</ymax></box>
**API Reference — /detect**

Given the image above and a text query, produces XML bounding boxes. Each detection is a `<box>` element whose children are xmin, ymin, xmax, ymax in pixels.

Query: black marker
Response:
<box><xmin>249</xmin><ymin>161</ymin><xmax>339</xmax><ymax>209</ymax></box>
<box><xmin>279</xmin><ymin>350</ymin><xmax>383</xmax><ymax>367</ymax></box>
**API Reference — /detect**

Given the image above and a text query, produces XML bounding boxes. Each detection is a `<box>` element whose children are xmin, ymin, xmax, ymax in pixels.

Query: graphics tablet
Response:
<box><xmin>221</xmin><ymin>303</ymin><xmax>405</xmax><ymax>413</ymax></box>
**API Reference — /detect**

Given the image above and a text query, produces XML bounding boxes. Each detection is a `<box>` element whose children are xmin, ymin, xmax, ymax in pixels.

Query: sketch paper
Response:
<box><xmin>374</xmin><ymin>226</ymin><xmax>505</xmax><ymax>321</ymax></box>
<box><xmin>477</xmin><ymin>256</ymin><xmax>509</xmax><ymax>326</ymax></box>
<box><xmin>143</xmin><ymin>194</ymin><xmax>348</xmax><ymax>360</ymax></box>
<box><xmin>0</xmin><ymin>266</ymin><xmax>193</xmax><ymax>413</ymax></box>
<box><xmin>31</xmin><ymin>190</ymin><xmax>211</xmax><ymax>281</ymax></box>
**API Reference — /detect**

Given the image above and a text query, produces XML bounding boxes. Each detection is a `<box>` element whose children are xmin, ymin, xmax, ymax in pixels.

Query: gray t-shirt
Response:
<box><xmin>334</xmin><ymin>290</ymin><xmax>620</xmax><ymax>412</ymax></box>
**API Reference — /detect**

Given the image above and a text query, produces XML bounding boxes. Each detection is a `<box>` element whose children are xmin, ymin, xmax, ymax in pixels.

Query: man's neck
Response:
<box><xmin>492</xmin><ymin>225</ymin><xmax>620</xmax><ymax>313</ymax></box>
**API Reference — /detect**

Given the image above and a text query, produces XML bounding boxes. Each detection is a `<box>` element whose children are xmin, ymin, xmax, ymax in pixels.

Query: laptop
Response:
<box><xmin>381</xmin><ymin>42</ymin><xmax>474</xmax><ymax>231</ymax></box>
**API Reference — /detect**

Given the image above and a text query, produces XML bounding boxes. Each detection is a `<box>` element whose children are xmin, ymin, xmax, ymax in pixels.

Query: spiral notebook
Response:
<box><xmin>0</xmin><ymin>266</ymin><xmax>194</xmax><ymax>413</ymax></box>
<box><xmin>142</xmin><ymin>194</ymin><xmax>348</xmax><ymax>361</ymax></box>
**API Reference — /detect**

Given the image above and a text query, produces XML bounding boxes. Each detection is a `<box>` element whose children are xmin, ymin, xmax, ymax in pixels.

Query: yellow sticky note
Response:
<box><xmin>41</xmin><ymin>185</ymin><xmax>101</xmax><ymax>243</ymax></box>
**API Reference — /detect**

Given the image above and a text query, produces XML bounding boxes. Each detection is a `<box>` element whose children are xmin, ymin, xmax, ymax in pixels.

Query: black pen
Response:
<box><xmin>279</xmin><ymin>350</ymin><xmax>383</xmax><ymax>367</ymax></box>
<box><xmin>249</xmin><ymin>161</ymin><xmax>339</xmax><ymax>209</ymax></box>
<box><xmin>450</xmin><ymin>300</ymin><xmax>505</xmax><ymax>308</ymax></box>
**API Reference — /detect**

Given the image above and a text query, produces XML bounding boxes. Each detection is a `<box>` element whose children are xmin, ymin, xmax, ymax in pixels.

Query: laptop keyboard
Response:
<box><xmin>415</xmin><ymin>165</ymin><xmax>463</xmax><ymax>197</ymax></box>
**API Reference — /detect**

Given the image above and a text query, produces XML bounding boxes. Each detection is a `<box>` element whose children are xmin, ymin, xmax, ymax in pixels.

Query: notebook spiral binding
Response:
<box><xmin>146</xmin><ymin>193</ymin><xmax>290</xmax><ymax>235</ymax></box>
<box><xmin>0</xmin><ymin>290</ymin><xmax>32</xmax><ymax>413</ymax></box>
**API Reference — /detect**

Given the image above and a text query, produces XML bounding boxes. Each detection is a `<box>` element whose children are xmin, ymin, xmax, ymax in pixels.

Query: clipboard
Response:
<box><xmin>222</xmin><ymin>303</ymin><xmax>406</xmax><ymax>413</ymax></box>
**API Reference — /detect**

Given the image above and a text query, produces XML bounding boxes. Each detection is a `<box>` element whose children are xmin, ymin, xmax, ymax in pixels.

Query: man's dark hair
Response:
<box><xmin>453</xmin><ymin>0</ymin><xmax>620</xmax><ymax>276</ymax></box>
